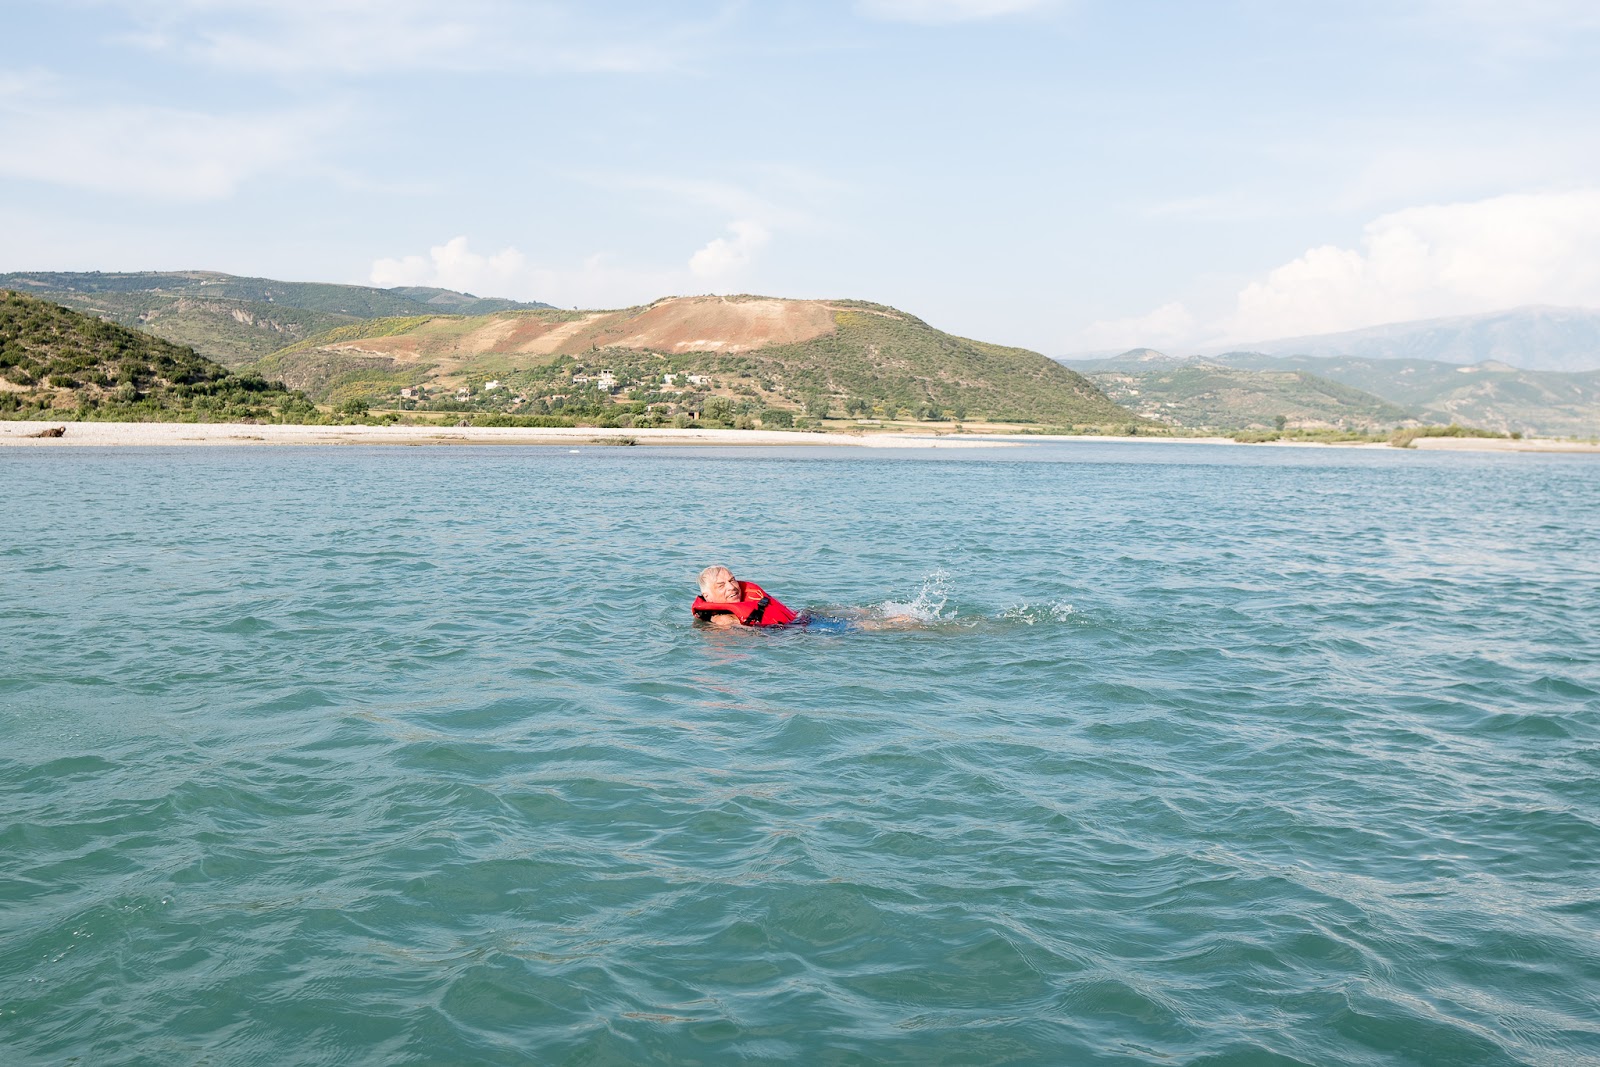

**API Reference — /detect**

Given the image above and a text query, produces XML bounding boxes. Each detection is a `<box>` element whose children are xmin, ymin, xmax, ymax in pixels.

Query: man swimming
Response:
<box><xmin>691</xmin><ymin>566</ymin><xmax>916</xmax><ymax>631</ymax></box>
<box><xmin>692</xmin><ymin>566</ymin><xmax>797</xmax><ymax>628</ymax></box>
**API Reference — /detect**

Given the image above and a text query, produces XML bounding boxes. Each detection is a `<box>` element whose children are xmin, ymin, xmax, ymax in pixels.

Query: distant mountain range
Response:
<box><xmin>1062</xmin><ymin>349</ymin><xmax>1600</xmax><ymax>437</ymax></box>
<box><xmin>1065</xmin><ymin>305</ymin><xmax>1600</xmax><ymax>374</ymax></box>
<box><xmin>0</xmin><ymin>271</ymin><xmax>552</xmax><ymax>368</ymax></box>
<box><xmin>1201</xmin><ymin>306</ymin><xmax>1600</xmax><ymax>374</ymax></box>
<box><xmin>1056</xmin><ymin>306</ymin><xmax>1600</xmax><ymax>436</ymax></box>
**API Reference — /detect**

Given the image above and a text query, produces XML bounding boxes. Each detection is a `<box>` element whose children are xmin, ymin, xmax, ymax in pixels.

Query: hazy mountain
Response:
<box><xmin>1057</xmin><ymin>307</ymin><xmax>1600</xmax><ymax>434</ymax></box>
<box><xmin>383</xmin><ymin>286</ymin><xmax>541</xmax><ymax>314</ymax></box>
<box><xmin>1199</xmin><ymin>306</ymin><xmax>1600</xmax><ymax>373</ymax></box>
<box><xmin>1062</xmin><ymin>345</ymin><xmax>1600</xmax><ymax>436</ymax></box>
<box><xmin>0</xmin><ymin>271</ymin><xmax>551</xmax><ymax>368</ymax></box>
<box><xmin>1061</xmin><ymin>307</ymin><xmax>1600</xmax><ymax>374</ymax></box>
<box><xmin>1065</xmin><ymin>349</ymin><xmax>1186</xmax><ymax>372</ymax></box>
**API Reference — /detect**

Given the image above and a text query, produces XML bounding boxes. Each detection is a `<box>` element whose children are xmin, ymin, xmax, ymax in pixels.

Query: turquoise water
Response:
<box><xmin>3</xmin><ymin>442</ymin><xmax>1598</xmax><ymax>1066</ymax></box>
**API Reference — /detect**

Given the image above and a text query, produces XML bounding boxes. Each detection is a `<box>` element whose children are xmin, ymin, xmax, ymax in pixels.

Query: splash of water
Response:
<box><xmin>876</xmin><ymin>569</ymin><xmax>952</xmax><ymax>623</ymax></box>
<box><xmin>871</xmin><ymin>574</ymin><xmax>1077</xmax><ymax>627</ymax></box>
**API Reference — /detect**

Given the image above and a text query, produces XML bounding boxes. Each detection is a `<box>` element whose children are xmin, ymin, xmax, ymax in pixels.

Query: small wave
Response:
<box><xmin>998</xmin><ymin>602</ymin><xmax>1077</xmax><ymax>625</ymax></box>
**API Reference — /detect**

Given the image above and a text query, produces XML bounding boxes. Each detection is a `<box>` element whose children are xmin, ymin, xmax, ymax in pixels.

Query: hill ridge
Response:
<box><xmin>1061</xmin><ymin>305</ymin><xmax>1600</xmax><ymax>374</ymax></box>
<box><xmin>254</xmin><ymin>293</ymin><xmax>1136</xmax><ymax>427</ymax></box>
<box><xmin>0</xmin><ymin>270</ymin><xmax>553</xmax><ymax>368</ymax></box>
<box><xmin>1062</xmin><ymin>347</ymin><xmax>1600</xmax><ymax>436</ymax></box>
<box><xmin>0</xmin><ymin>290</ymin><xmax>312</xmax><ymax>422</ymax></box>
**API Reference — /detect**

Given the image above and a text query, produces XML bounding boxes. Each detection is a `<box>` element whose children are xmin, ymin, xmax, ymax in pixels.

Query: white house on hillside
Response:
<box><xmin>573</xmin><ymin>370</ymin><xmax>619</xmax><ymax>392</ymax></box>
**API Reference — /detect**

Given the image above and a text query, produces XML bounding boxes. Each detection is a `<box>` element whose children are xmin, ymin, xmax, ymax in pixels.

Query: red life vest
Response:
<box><xmin>692</xmin><ymin>581</ymin><xmax>798</xmax><ymax>627</ymax></box>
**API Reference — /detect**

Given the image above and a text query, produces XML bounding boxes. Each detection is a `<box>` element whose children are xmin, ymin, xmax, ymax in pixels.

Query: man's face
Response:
<box><xmin>703</xmin><ymin>570</ymin><xmax>742</xmax><ymax>603</ymax></box>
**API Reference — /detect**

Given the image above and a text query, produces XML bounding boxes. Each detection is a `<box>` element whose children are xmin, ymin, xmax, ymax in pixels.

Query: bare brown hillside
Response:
<box><xmin>576</xmin><ymin>296</ymin><xmax>841</xmax><ymax>353</ymax></box>
<box><xmin>250</xmin><ymin>294</ymin><xmax>1136</xmax><ymax>427</ymax></box>
<box><xmin>319</xmin><ymin>296</ymin><xmax>843</xmax><ymax>368</ymax></box>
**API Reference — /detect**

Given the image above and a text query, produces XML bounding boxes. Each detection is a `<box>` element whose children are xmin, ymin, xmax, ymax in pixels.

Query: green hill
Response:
<box><xmin>0</xmin><ymin>271</ymin><xmax>551</xmax><ymax>369</ymax></box>
<box><xmin>248</xmin><ymin>295</ymin><xmax>1137</xmax><ymax>427</ymax></box>
<box><xmin>384</xmin><ymin>286</ymin><xmax>541</xmax><ymax>314</ymax></box>
<box><xmin>683</xmin><ymin>301</ymin><xmax>1130</xmax><ymax>425</ymax></box>
<box><xmin>1077</xmin><ymin>359</ymin><xmax>1412</xmax><ymax>431</ymax></box>
<box><xmin>0</xmin><ymin>283</ymin><xmax>1140</xmax><ymax>430</ymax></box>
<box><xmin>0</xmin><ymin>291</ymin><xmax>313</xmax><ymax>422</ymax></box>
<box><xmin>1215</xmin><ymin>352</ymin><xmax>1600</xmax><ymax>437</ymax></box>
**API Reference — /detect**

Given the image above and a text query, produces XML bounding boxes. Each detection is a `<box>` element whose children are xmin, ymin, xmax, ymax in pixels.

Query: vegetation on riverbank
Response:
<box><xmin>0</xmin><ymin>290</ymin><xmax>316</xmax><ymax>422</ymax></box>
<box><xmin>1388</xmin><ymin>424</ymin><xmax>1519</xmax><ymax>448</ymax></box>
<box><xmin>1227</xmin><ymin>424</ymin><xmax>1519</xmax><ymax>447</ymax></box>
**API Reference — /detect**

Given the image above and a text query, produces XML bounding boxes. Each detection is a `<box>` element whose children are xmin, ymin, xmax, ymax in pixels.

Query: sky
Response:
<box><xmin>3</xmin><ymin>0</ymin><xmax>1599</xmax><ymax>354</ymax></box>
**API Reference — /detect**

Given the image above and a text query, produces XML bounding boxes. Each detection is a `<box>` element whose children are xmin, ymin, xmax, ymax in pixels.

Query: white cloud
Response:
<box><xmin>1072</xmin><ymin>190</ymin><xmax>1600</xmax><ymax>350</ymax></box>
<box><xmin>0</xmin><ymin>72</ymin><xmax>336</xmax><ymax>198</ymax></box>
<box><xmin>688</xmin><ymin>221</ymin><xmax>770</xmax><ymax>280</ymax></box>
<box><xmin>1222</xmin><ymin>190</ymin><xmax>1600</xmax><ymax>340</ymax></box>
<box><xmin>368</xmin><ymin>172</ymin><xmax>800</xmax><ymax>307</ymax></box>
<box><xmin>580</xmin><ymin>167</ymin><xmax>837</xmax><ymax>290</ymax></box>
<box><xmin>856</xmin><ymin>0</ymin><xmax>1051</xmax><ymax>24</ymax></box>
<box><xmin>1073</xmin><ymin>302</ymin><xmax>1197</xmax><ymax>353</ymax></box>
<box><xmin>370</xmin><ymin>225</ymin><xmax>772</xmax><ymax>308</ymax></box>
<box><xmin>370</xmin><ymin>236</ymin><xmax>529</xmax><ymax>295</ymax></box>
<box><xmin>1404</xmin><ymin>0</ymin><xmax>1600</xmax><ymax>55</ymax></box>
<box><xmin>90</xmin><ymin>0</ymin><xmax>703</xmax><ymax>76</ymax></box>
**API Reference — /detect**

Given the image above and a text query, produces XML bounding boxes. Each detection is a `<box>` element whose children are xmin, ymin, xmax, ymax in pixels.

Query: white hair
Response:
<box><xmin>698</xmin><ymin>565</ymin><xmax>731</xmax><ymax>595</ymax></box>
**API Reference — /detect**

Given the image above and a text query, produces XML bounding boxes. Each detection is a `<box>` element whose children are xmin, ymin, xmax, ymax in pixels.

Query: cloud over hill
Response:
<box><xmin>1078</xmin><ymin>190</ymin><xmax>1600</xmax><ymax>352</ymax></box>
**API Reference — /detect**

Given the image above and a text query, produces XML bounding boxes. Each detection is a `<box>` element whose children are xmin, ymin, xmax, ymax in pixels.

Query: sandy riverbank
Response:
<box><xmin>0</xmin><ymin>420</ymin><xmax>1018</xmax><ymax>449</ymax></box>
<box><xmin>973</xmin><ymin>432</ymin><xmax>1600</xmax><ymax>454</ymax></box>
<box><xmin>2</xmin><ymin>420</ymin><xmax>1596</xmax><ymax>453</ymax></box>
